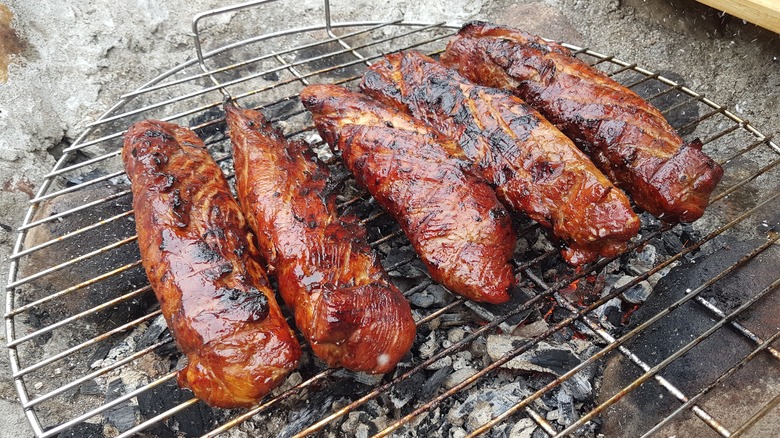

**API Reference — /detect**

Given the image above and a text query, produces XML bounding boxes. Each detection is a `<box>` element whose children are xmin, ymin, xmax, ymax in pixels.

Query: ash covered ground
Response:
<box><xmin>0</xmin><ymin>0</ymin><xmax>778</xmax><ymax>436</ymax></box>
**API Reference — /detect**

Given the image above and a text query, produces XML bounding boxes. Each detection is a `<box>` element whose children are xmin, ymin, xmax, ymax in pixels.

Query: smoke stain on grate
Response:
<box><xmin>0</xmin><ymin>4</ymin><xmax>25</xmax><ymax>83</ymax></box>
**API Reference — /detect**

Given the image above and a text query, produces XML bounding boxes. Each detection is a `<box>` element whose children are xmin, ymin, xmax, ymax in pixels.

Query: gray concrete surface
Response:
<box><xmin>0</xmin><ymin>0</ymin><xmax>778</xmax><ymax>436</ymax></box>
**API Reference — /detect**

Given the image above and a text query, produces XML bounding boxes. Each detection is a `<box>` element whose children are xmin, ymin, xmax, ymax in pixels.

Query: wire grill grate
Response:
<box><xmin>6</xmin><ymin>1</ymin><xmax>780</xmax><ymax>437</ymax></box>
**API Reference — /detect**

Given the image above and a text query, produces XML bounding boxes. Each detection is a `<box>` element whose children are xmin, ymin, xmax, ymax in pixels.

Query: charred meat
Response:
<box><xmin>123</xmin><ymin>120</ymin><xmax>301</xmax><ymax>408</ymax></box>
<box><xmin>224</xmin><ymin>103</ymin><xmax>416</xmax><ymax>373</ymax></box>
<box><xmin>360</xmin><ymin>51</ymin><xmax>640</xmax><ymax>265</ymax></box>
<box><xmin>301</xmin><ymin>84</ymin><xmax>517</xmax><ymax>304</ymax></box>
<box><xmin>441</xmin><ymin>21</ymin><xmax>723</xmax><ymax>223</ymax></box>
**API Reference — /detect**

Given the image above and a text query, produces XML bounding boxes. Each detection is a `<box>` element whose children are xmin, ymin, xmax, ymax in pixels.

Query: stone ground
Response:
<box><xmin>0</xmin><ymin>0</ymin><xmax>777</xmax><ymax>436</ymax></box>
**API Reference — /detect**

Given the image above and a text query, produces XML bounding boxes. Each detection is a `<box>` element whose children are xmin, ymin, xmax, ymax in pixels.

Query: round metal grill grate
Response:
<box><xmin>6</xmin><ymin>1</ymin><xmax>780</xmax><ymax>437</ymax></box>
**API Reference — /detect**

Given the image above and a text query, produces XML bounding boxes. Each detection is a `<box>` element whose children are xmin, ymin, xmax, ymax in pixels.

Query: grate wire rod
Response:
<box><xmin>297</xmin><ymin>221</ymin><xmax>685</xmax><ymax>437</ymax></box>
<box><xmin>692</xmin><ymin>294</ymin><xmax>780</xmax><ymax>361</ymax></box>
<box><xmin>730</xmin><ymin>390</ymin><xmax>780</xmax><ymax>437</ymax></box>
<box><xmin>554</xmin><ymin>254</ymin><xmax>780</xmax><ymax>436</ymax></box>
<box><xmin>8</xmin><ymin>210</ymin><xmax>134</xmax><ymax>262</ymax></box>
<box><xmin>16</xmin><ymin>189</ymin><xmax>129</xmax><ymax>233</ymax></box>
<box><xmin>201</xmin><ymin>297</ymin><xmax>468</xmax><ymax>437</ymax></box>
<box><xmin>37</xmin><ymin>371</ymin><xmax>177</xmax><ymax>438</ymax></box>
<box><xmin>85</xmin><ymin>22</ymin><xmax>449</xmax><ymax>128</ymax></box>
<box><xmin>6</xmin><ymin>236</ymin><xmax>137</xmax><ymax>290</ymax></box>
<box><xmin>8</xmin><ymin>7</ymin><xmax>780</xmax><ymax>437</ymax></box>
<box><xmin>641</xmin><ymin>327</ymin><xmax>780</xmax><ymax>437</ymax></box>
<box><xmin>7</xmin><ymin>285</ymin><xmax>152</xmax><ymax>348</ymax></box>
<box><xmin>13</xmin><ymin>310</ymin><xmax>161</xmax><ymax>378</ymax></box>
<box><xmin>378</xmin><ymin>192</ymin><xmax>780</xmax><ymax>437</ymax></box>
<box><xmin>122</xmin><ymin>20</ymin><xmax>397</xmax><ymax>99</ymax></box>
<box><xmin>25</xmin><ymin>338</ymin><xmax>172</xmax><ymax>408</ymax></box>
<box><xmin>467</xmin><ymin>232</ymin><xmax>780</xmax><ymax>437</ymax></box>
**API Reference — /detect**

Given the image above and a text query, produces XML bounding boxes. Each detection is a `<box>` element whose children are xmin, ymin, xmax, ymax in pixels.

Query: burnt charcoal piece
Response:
<box><xmin>278</xmin><ymin>388</ymin><xmax>344</xmax><ymax>438</ymax></box>
<box><xmin>464</xmin><ymin>287</ymin><xmax>534</xmax><ymax>333</ymax></box>
<box><xmin>105</xmin><ymin>404</ymin><xmax>138</xmax><ymax>433</ymax></box>
<box><xmin>388</xmin><ymin>366</ymin><xmax>427</xmax><ymax>409</ymax></box>
<box><xmin>259</xmin><ymin>97</ymin><xmax>300</xmax><ymax>122</ymax></box>
<box><xmin>54</xmin><ymin>422</ymin><xmax>104</xmax><ymax>438</ymax></box>
<box><xmin>137</xmin><ymin>380</ymin><xmax>216</xmax><ymax>438</ymax></box>
<box><xmin>421</xmin><ymin>365</ymin><xmax>454</xmax><ymax>400</ymax></box>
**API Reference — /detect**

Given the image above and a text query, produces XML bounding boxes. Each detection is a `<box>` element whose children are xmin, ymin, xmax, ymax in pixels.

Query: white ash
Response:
<box><xmin>446</xmin><ymin>382</ymin><xmax>530</xmax><ymax>430</ymax></box>
<box><xmin>626</xmin><ymin>245</ymin><xmax>657</xmax><ymax>275</ymax></box>
<box><xmin>509</xmin><ymin>418</ymin><xmax>537</xmax><ymax>438</ymax></box>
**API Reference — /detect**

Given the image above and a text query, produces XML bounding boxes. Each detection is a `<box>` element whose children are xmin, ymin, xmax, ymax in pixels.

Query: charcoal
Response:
<box><xmin>65</xmin><ymin>168</ymin><xmax>108</xmax><ymax>186</ymax></box>
<box><xmin>105</xmin><ymin>404</ymin><xmax>138</xmax><ymax>433</ymax></box>
<box><xmin>625</xmin><ymin>71</ymin><xmax>699</xmax><ymax>135</ymax></box>
<box><xmin>260</xmin><ymin>97</ymin><xmax>300</xmax><ymax>121</ymax></box>
<box><xmin>332</xmin><ymin>369</ymin><xmax>383</xmax><ymax>387</ymax></box>
<box><xmin>444</xmin><ymin>367</ymin><xmax>477</xmax><ymax>390</ymax></box>
<box><xmin>450</xmin><ymin>426</ymin><xmax>468</xmax><ymax>438</ymax></box>
<box><xmin>77</xmin><ymin>379</ymin><xmax>103</xmax><ymax>396</ymax></box>
<box><xmin>408</xmin><ymin>290</ymin><xmax>436</xmax><ymax>308</ymax></box>
<box><xmin>600</xmin><ymin>237</ymin><xmax>780</xmax><ymax>437</ymax></box>
<box><xmin>55</xmin><ymin>422</ymin><xmax>104</xmax><ymax>438</ymax></box>
<box><xmin>421</xmin><ymin>366</ymin><xmax>453</xmax><ymax>399</ymax></box>
<box><xmin>278</xmin><ymin>390</ymin><xmax>339</xmax><ymax>438</ymax></box>
<box><xmin>381</xmin><ymin>246</ymin><xmax>418</xmax><ymax>273</ymax></box>
<box><xmin>447</xmin><ymin>327</ymin><xmax>466</xmax><ymax>344</ymax></box>
<box><xmin>426</xmin><ymin>355</ymin><xmax>453</xmax><ymax>371</ymax></box>
<box><xmin>136</xmin><ymin>380</ymin><xmax>215</xmax><ymax>438</ymax></box>
<box><xmin>136</xmin><ymin>315</ymin><xmax>171</xmax><ymax>350</ymax></box>
<box><xmin>561</xmin><ymin>373</ymin><xmax>594</xmax><ymax>402</ymax></box>
<box><xmin>621</xmin><ymin>280</ymin><xmax>652</xmax><ymax>304</ymax></box>
<box><xmin>465</xmin><ymin>287</ymin><xmax>534</xmax><ymax>333</ymax></box>
<box><xmin>451</xmin><ymin>351</ymin><xmax>473</xmax><ymax>370</ymax></box>
<box><xmin>512</xmin><ymin>319</ymin><xmax>550</xmax><ymax>339</ymax></box>
<box><xmin>293</xmin><ymin>40</ymin><xmax>365</xmax><ymax>79</ymax></box>
<box><xmin>466</xmin><ymin>400</ymin><xmax>493</xmax><ymax>431</ymax></box>
<box><xmin>486</xmin><ymin>336</ymin><xmax>580</xmax><ymax>375</ymax></box>
<box><xmin>189</xmin><ymin>106</ymin><xmax>226</xmax><ymax>143</ymax></box>
<box><xmin>626</xmin><ymin>245</ymin><xmax>657</xmax><ymax>275</ymax></box>
<box><xmin>341</xmin><ymin>411</ymin><xmax>376</xmax><ymax>437</ymax></box>
<box><xmin>593</xmin><ymin>297</ymin><xmax>623</xmax><ymax>329</ymax></box>
<box><xmin>388</xmin><ymin>369</ymin><xmax>426</xmax><ymax>409</ymax></box>
<box><xmin>555</xmin><ymin>388</ymin><xmax>577</xmax><ymax>426</ymax></box>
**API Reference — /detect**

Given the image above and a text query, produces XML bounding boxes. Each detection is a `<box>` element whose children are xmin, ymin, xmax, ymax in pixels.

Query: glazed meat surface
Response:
<box><xmin>360</xmin><ymin>51</ymin><xmax>640</xmax><ymax>266</ymax></box>
<box><xmin>122</xmin><ymin>120</ymin><xmax>301</xmax><ymax>408</ymax></box>
<box><xmin>441</xmin><ymin>21</ymin><xmax>724</xmax><ymax>223</ymax></box>
<box><xmin>224</xmin><ymin>103</ymin><xmax>415</xmax><ymax>373</ymax></box>
<box><xmin>301</xmin><ymin>84</ymin><xmax>517</xmax><ymax>304</ymax></box>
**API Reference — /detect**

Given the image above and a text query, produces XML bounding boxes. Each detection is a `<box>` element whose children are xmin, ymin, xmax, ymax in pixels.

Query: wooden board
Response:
<box><xmin>695</xmin><ymin>0</ymin><xmax>780</xmax><ymax>34</ymax></box>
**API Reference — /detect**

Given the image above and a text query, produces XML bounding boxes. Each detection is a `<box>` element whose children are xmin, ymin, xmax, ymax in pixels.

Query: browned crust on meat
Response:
<box><xmin>122</xmin><ymin>120</ymin><xmax>301</xmax><ymax>408</ymax></box>
<box><xmin>360</xmin><ymin>51</ymin><xmax>640</xmax><ymax>265</ymax></box>
<box><xmin>301</xmin><ymin>84</ymin><xmax>517</xmax><ymax>303</ymax></box>
<box><xmin>224</xmin><ymin>103</ymin><xmax>416</xmax><ymax>373</ymax></box>
<box><xmin>441</xmin><ymin>21</ymin><xmax>723</xmax><ymax>223</ymax></box>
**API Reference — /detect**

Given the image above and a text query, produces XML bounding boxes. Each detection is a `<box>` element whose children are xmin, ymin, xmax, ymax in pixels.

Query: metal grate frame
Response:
<box><xmin>6</xmin><ymin>1</ymin><xmax>780</xmax><ymax>437</ymax></box>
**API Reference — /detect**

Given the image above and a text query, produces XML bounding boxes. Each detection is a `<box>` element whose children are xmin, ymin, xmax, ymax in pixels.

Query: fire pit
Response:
<box><xmin>5</xmin><ymin>1</ymin><xmax>780</xmax><ymax>436</ymax></box>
